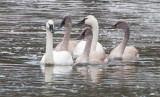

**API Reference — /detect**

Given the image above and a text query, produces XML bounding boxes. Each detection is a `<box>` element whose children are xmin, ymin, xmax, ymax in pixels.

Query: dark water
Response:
<box><xmin>0</xmin><ymin>0</ymin><xmax>160</xmax><ymax>96</ymax></box>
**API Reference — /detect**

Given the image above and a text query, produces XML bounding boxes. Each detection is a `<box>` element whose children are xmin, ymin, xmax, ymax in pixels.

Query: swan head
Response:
<box><xmin>77</xmin><ymin>15</ymin><xmax>98</xmax><ymax>26</ymax></box>
<box><xmin>109</xmin><ymin>21</ymin><xmax>129</xmax><ymax>30</ymax></box>
<box><xmin>46</xmin><ymin>20</ymin><xmax>54</xmax><ymax>33</ymax></box>
<box><xmin>77</xmin><ymin>27</ymin><xmax>92</xmax><ymax>40</ymax></box>
<box><xmin>58</xmin><ymin>16</ymin><xmax>72</xmax><ymax>29</ymax></box>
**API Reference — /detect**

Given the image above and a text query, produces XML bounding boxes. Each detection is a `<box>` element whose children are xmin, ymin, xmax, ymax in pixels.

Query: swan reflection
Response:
<box><xmin>40</xmin><ymin>64</ymin><xmax>72</xmax><ymax>82</ymax></box>
<box><xmin>73</xmin><ymin>64</ymin><xmax>105</xmax><ymax>83</ymax></box>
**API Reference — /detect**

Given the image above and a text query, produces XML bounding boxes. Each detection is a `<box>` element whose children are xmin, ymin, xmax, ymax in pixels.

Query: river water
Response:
<box><xmin>0</xmin><ymin>0</ymin><xmax>160</xmax><ymax>96</ymax></box>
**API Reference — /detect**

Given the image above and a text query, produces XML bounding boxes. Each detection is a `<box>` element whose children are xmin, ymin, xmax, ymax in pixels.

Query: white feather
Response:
<box><xmin>53</xmin><ymin>51</ymin><xmax>73</xmax><ymax>65</ymax></box>
<box><xmin>41</xmin><ymin>51</ymin><xmax>73</xmax><ymax>65</ymax></box>
<box><xmin>73</xmin><ymin>40</ymin><xmax>104</xmax><ymax>59</ymax></box>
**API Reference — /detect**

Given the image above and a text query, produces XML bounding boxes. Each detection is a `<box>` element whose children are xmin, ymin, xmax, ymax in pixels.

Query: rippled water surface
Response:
<box><xmin>0</xmin><ymin>0</ymin><xmax>160</xmax><ymax>96</ymax></box>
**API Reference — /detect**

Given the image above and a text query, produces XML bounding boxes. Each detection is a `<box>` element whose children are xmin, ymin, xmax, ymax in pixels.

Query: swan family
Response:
<box><xmin>40</xmin><ymin>15</ymin><xmax>139</xmax><ymax>65</ymax></box>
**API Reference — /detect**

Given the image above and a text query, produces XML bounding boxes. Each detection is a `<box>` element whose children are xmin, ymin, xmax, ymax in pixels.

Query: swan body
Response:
<box><xmin>109</xmin><ymin>21</ymin><xmax>139</xmax><ymax>60</ymax></box>
<box><xmin>40</xmin><ymin>20</ymin><xmax>73</xmax><ymax>65</ymax></box>
<box><xmin>53</xmin><ymin>51</ymin><xmax>73</xmax><ymax>65</ymax></box>
<box><xmin>89</xmin><ymin>50</ymin><xmax>106</xmax><ymax>64</ymax></box>
<box><xmin>55</xmin><ymin>40</ymin><xmax>78</xmax><ymax>56</ymax></box>
<box><xmin>41</xmin><ymin>51</ymin><xmax>73</xmax><ymax>65</ymax></box>
<box><xmin>73</xmin><ymin>40</ymin><xmax>104</xmax><ymax>59</ymax></box>
<box><xmin>76</xmin><ymin>50</ymin><xmax>106</xmax><ymax>64</ymax></box>
<box><xmin>109</xmin><ymin>45</ymin><xmax>139</xmax><ymax>60</ymax></box>
<box><xmin>74</xmin><ymin>15</ymin><xmax>107</xmax><ymax>62</ymax></box>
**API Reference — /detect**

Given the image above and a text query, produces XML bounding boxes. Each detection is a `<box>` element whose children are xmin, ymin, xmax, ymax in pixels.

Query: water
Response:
<box><xmin>0</xmin><ymin>0</ymin><xmax>160</xmax><ymax>96</ymax></box>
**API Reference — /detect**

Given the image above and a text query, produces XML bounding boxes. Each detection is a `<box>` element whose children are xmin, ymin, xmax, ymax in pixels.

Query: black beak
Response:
<box><xmin>58</xmin><ymin>18</ymin><xmax>65</xmax><ymax>29</ymax></box>
<box><xmin>108</xmin><ymin>22</ymin><xmax>118</xmax><ymax>29</ymax></box>
<box><xmin>108</xmin><ymin>25</ymin><xmax>117</xmax><ymax>29</ymax></box>
<box><xmin>77</xmin><ymin>18</ymin><xmax>86</xmax><ymax>24</ymax></box>
<box><xmin>77</xmin><ymin>30</ymin><xmax>86</xmax><ymax>40</ymax></box>
<box><xmin>50</xmin><ymin>25</ymin><xmax>54</xmax><ymax>33</ymax></box>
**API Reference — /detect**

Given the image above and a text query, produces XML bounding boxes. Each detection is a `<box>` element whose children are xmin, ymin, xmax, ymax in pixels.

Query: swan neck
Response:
<box><xmin>91</xmin><ymin>23</ymin><xmax>99</xmax><ymax>52</ymax></box>
<box><xmin>83</xmin><ymin>35</ymin><xmax>92</xmax><ymax>61</ymax></box>
<box><xmin>119</xmin><ymin>27</ymin><xmax>130</xmax><ymax>55</ymax></box>
<box><xmin>60</xmin><ymin>25</ymin><xmax>71</xmax><ymax>51</ymax></box>
<box><xmin>45</xmin><ymin>28</ymin><xmax>53</xmax><ymax>63</ymax></box>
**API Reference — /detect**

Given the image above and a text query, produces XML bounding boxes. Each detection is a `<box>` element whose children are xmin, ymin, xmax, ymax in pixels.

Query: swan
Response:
<box><xmin>40</xmin><ymin>20</ymin><xmax>73</xmax><ymax>65</ymax></box>
<box><xmin>55</xmin><ymin>16</ymin><xmax>79</xmax><ymax>56</ymax></box>
<box><xmin>40</xmin><ymin>20</ymin><xmax>54</xmax><ymax>64</ymax></box>
<box><xmin>76</xmin><ymin>27</ymin><xmax>108</xmax><ymax>64</ymax></box>
<box><xmin>108</xmin><ymin>21</ymin><xmax>139</xmax><ymax>60</ymax></box>
<box><xmin>73</xmin><ymin>15</ymin><xmax>107</xmax><ymax>62</ymax></box>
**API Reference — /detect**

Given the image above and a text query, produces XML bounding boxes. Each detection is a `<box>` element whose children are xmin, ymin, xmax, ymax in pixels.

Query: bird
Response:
<box><xmin>76</xmin><ymin>27</ymin><xmax>107</xmax><ymax>64</ymax></box>
<box><xmin>73</xmin><ymin>15</ymin><xmax>107</xmax><ymax>62</ymax></box>
<box><xmin>108</xmin><ymin>21</ymin><xmax>139</xmax><ymax>61</ymax></box>
<box><xmin>40</xmin><ymin>20</ymin><xmax>73</xmax><ymax>65</ymax></box>
<box><xmin>55</xmin><ymin>16</ymin><xmax>79</xmax><ymax>56</ymax></box>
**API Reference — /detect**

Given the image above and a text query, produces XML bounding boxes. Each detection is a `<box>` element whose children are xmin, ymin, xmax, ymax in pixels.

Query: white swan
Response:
<box><xmin>73</xmin><ymin>15</ymin><xmax>107</xmax><ymax>62</ymax></box>
<box><xmin>40</xmin><ymin>20</ymin><xmax>73</xmax><ymax>65</ymax></box>
<box><xmin>109</xmin><ymin>21</ymin><xmax>139</xmax><ymax>60</ymax></box>
<box><xmin>55</xmin><ymin>16</ymin><xmax>79</xmax><ymax>56</ymax></box>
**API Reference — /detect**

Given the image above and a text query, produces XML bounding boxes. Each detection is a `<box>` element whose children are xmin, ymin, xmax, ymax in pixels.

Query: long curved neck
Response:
<box><xmin>60</xmin><ymin>25</ymin><xmax>71</xmax><ymax>51</ymax></box>
<box><xmin>45</xmin><ymin>28</ymin><xmax>54</xmax><ymax>64</ymax></box>
<box><xmin>119</xmin><ymin>27</ymin><xmax>130</xmax><ymax>56</ymax></box>
<box><xmin>91</xmin><ymin>22</ymin><xmax>99</xmax><ymax>52</ymax></box>
<box><xmin>83</xmin><ymin>35</ymin><xmax>92</xmax><ymax>62</ymax></box>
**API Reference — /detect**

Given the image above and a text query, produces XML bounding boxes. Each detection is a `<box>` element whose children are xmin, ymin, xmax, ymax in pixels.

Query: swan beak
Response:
<box><xmin>58</xmin><ymin>18</ymin><xmax>65</xmax><ymax>29</ymax></box>
<box><xmin>108</xmin><ymin>25</ymin><xmax>116</xmax><ymax>29</ymax></box>
<box><xmin>50</xmin><ymin>25</ymin><xmax>54</xmax><ymax>33</ymax></box>
<box><xmin>77</xmin><ymin>30</ymin><xmax>85</xmax><ymax>40</ymax></box>
<box><xmin>77</xmin><ymin>18</ymin><xmax>86</xmax><ymax>24</ymax></box>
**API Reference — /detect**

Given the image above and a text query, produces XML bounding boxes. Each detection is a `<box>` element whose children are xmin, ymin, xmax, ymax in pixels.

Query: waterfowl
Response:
<box><xmin>40</xmin><ymin>20</ymin><xmax>73</xmax><ymax>65</ymax></box>
<box><xmin>74</xmin><ymin>15</ymin><xmax>107</xmax><ymax>62</ymax></box>
<box><xmin>108</xmin><ymin>21</ymin><xmax>139</xmax><ymax>60</ymax></box>
<box><xmin>55</xmin><ymin>16</ymin><xmax>79</xmax><ymax>55</ymax></box>
<box><xmin>76</xmin><ymin>27</ymin><xmax>107</xmax><ymax>64</ymax></box>
<box><xmin>40</xmin><ymin>20</ymin><xmax>54</xmax><ymax>64</ymax></box>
